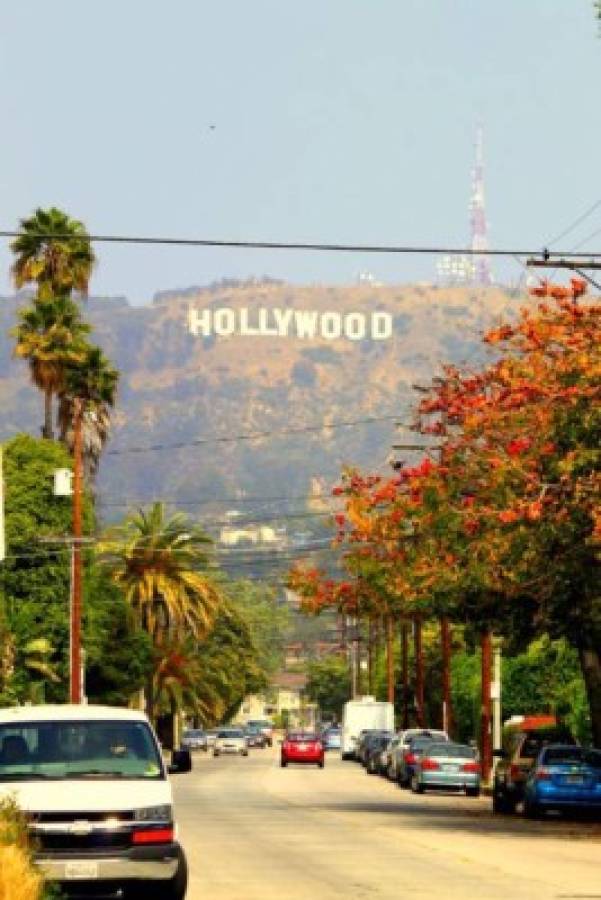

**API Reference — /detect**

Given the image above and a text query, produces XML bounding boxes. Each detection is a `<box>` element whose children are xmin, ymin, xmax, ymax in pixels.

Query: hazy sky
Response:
<box><xmin>1</xmin><ymin>1</ymin><xmax>599</xmax><ymax>303</ymax></box>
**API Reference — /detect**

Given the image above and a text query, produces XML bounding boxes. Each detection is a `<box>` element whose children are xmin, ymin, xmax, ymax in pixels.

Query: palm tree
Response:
<box><xmin>103</xmin><ymin>504</ymin><xmax>224</xmax><ymax>718</ymax></box>
<box><xmin>22</xmin><ymin>638</ymin><xmax>61</xmax><ymax>704</ymax></box>
<box><xmin>58</xmin><ymin>344</ymin><xmax>119</xmax><ymax>481</ymax></box>
<box><xmin>105</xmin><ymin>503</ymin><xmax>223</xmax><ymax>643</ymax></box>
<box><xmin>12</xmin><ymin>297</ymin><xmax>91</xmax><ymax>439</ymax></box>
<box><xmin>11</xmin><ymin>207</ymin><xmax>96</xmax><ymax>301</ymax></box>
<box><xmin>152</xmin><ymin>639</ymin><xmax>208</xmax><ymax>746</ymax></box>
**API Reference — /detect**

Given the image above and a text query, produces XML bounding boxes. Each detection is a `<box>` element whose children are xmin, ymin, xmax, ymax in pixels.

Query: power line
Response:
<box><xmin>544</xmin><ymin>199</ymin><xmax>601</xmax><ymax>249</ymax></box>
<box><xmin>105</xmin><ymin>414</ymin><xmax>401</xmax><ymax>456</ymax></box>
<box><xmin>1</xmin><ymin>228</ymin><xmax>599</xmax><ymax>258</ymax></box>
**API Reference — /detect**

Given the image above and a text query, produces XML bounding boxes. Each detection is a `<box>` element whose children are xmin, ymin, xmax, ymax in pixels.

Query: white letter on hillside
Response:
<box><xmin>321</xmin><ymin>312</ymin><xmax>342</xmax><ymax>340</ymax></box>
<box><xmin>344</xmin><ymin>313</ymin><xmax>366</xmax><ymax>341</ymax></box>
<box><xmin>188</xmin><ymin>307</ymin><xmax>212</xmax><ymax>337</ymax></box>
<box><xmin>240</xmin><ymin>308</ymin><xmax>262</xmax><ymax>336</ymax></box>
<box><xmin>214</xmin><ymin>308</ymin><xmax>236</xmax><ymax>337</ymax></box>
<box><xmin>294</xmin><ymin>310</ymin><xmax>319</xmax><ymax>339</ymax></box>
<box><xmin>258</xmin><ymin>308</ymin><xmax>278</xmax><ymax>336</ymax></box>
<box><xmin>273</xmin><ymin>308</ymin><xmax>293</xmax><ymax>337</ymax></box>
<box><xmin>372</xmin><ymin>311</ymin><xmax>393</xmax><ymax>340</ymax></box>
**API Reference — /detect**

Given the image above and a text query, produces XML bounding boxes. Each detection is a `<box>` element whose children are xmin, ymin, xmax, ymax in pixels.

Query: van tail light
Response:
<box><xmin>405</xmin><ymin>752</ymin><xmax>416</xmax><ymax>765</ymax></box>
<box><xmin>461</xmin><ymin>762</ymin><xmax>481</xmax><ymax>774</ymax></box>
<box><xmin>282</xmin><ymin>742</ymin><xmax>290</xmax><ymax>751</ymax></box>
<box><xmin>420</xmin><ymin>757</ymin><xmax>440</xmax><ymax>771</ymax></box>
<box><xmin>535</xmin><ymin>767</ymin><xmax>552</xmax><ymax>781</ymax></box>
<box><xmin>132</xmin><ymin>827</ymin><xmax>174</xmax><ymax>845</ymax></box>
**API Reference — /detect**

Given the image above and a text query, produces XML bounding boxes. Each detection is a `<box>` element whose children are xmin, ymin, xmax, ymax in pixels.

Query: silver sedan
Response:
<box><xmin>410</xmin><ymin>742</ymin><xmax>481</xmax><ymax>797</ymax></box>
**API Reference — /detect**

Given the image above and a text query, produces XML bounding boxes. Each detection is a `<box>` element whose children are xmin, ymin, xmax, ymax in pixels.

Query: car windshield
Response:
<box><xmin>427</xmin><ymin>743</ymin><xmax>476</xmax><ymax>759</ymax></box>
<box><xmin>183</xmin><ymin>730</ymin><xmax>204</xmax><ymax>738</ymax></box>
<box><xmin>218</xmin><ymin>730</ymin><xmax>243</xmax><ymax>738</ymax></box>
<box><xmin>0</xmin><ymin>720</ymin><xmax>163</xmax><ymax>781</ymax></box>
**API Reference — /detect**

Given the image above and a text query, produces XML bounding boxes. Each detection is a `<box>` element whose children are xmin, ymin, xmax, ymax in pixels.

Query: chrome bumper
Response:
<box><xmin>38</xmin><ymin>849</ymin><xmax>179</xmax><ymax>882</ymax></box>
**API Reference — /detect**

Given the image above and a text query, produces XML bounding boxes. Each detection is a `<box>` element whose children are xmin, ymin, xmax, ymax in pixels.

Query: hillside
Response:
<box><xmin>0</xmin><ymin>281</ymin><xmax>521</xmax><ymax>538</ymax></box>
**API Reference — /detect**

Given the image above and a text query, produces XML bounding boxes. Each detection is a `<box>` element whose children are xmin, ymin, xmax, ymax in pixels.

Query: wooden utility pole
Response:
<box><xmin>401</xmin><ymin>620</ymin><xmax>409</xmax><ymax>729</ymax></box>
<box><xmin>480</xmin><ymin>630</ymin><xmax>493</xmax><ymax>782</ymax></box>
<box><xmin>414</xmin><ymin>616</ymin><xmax>424</xmax><ymax>726</ymax></box>
<box><xmin>385</xmin><ymin>614</ymin><xmax>394</xmax><ymax>703</ymax></box>
<box><xmin>441</xmin><ymin>617</ymin><xmax>452</xmax><ymax>736</ymax></box>
<box><xmin>70</xmin><ymin>399</ymin><xmax>83</xmax><ymax>704</ymax></box>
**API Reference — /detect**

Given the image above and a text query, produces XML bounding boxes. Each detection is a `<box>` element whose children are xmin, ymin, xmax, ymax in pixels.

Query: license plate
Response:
<box><xmin>443</xmin><ymin>764</ymin><xmax>459</xmax><ymax>771</ymax></box>
<box><xmin>299</xmin><ymin>743</ymin><xmax>307</xmax><ymax>750</ymax></box>
<box><xmin>65</xmin><ymin>861</ymin><xmax>99</xmax><ymax>880</ymax></box>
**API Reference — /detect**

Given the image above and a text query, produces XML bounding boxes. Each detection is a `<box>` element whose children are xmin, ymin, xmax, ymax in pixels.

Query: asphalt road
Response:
<box><xmin>173</xmin><ymin>747</ymin><xmax>601</xmax><ymax>900</ymax></box>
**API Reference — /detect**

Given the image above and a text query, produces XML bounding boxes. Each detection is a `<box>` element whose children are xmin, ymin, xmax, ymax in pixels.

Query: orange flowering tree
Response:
<box><xmin>290</xmin><ymin>282</ymin><xmax>600</xmax><ymax>742</ymax></box>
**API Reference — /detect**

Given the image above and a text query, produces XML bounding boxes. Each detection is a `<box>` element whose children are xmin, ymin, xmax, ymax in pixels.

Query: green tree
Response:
<box><xmin>305</xmin><ymin>656</ymin><xmax>350</xmax><ymax>722</ymax></box>
<box><xmin>59</xmin><ymin>344</ymin><xmax>120</xmax><ymax>481</ymax></box>
<box><xmin>12</xmin><ymin>297</ymin><xmax>90</xmax><ymax>439</ymax></box>
<box><xmin>11</xmin><ymin>207</ymin><xmax>95</xmax><ymax>301</ymax></box>
<box><xmin>104</xmin><ymin>503</ymin><xmax>223</xmax><ymax>642</ymax></box>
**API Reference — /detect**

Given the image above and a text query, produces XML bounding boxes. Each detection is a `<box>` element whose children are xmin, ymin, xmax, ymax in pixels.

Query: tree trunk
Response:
<box><xmin>480</xmin><ymin>631</ymin><xmax>493</xmax><ymax>783</ymax></box>
<box><xmin>385</xmin><ymin>614</ymin><xmax>394</xmax><ymax>704</ymax></box>
<box><xmin>401</xmin><ymin>620</ymin><xmax>410</xmax><ymax>729</ymax></box>
<box><xmin>578</xmin><ymin>632</ymin><xmax>601</xmax><ymax>748</ymax></box>
<box><xmin>42</xmin><ymin>387</ymin><xmax>54</xmax><ymax>440</ymax></box>
<box><xmin>441</xmin><ymin>617</ymin><xmax>453</xmax><ymax>737</ymax></box>
<box><xmin>414</xmin><ymin>617</ymin><xmax>424</xmax><ymax>727</ymax></box>
<box><xmin>368</xmin><ymin>619</ymin><xmax>375</xmax><ymax>696</ymax></box>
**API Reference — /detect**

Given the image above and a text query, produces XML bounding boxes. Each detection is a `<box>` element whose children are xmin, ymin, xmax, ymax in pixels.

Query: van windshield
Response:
<box><xmin>0</xmin><ymin>720</ymin><xmax>164</xmax><ymax>781</ymax></box>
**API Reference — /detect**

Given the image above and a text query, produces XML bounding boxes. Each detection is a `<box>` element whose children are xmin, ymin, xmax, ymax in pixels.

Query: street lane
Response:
<box><xmin>174</xmin><ymin>748</ymin><xmax>601</xmax><ymax>900</ymax></box>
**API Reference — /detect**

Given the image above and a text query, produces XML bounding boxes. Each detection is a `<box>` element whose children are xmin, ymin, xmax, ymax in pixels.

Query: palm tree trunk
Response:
<box><xmin>42</xmin><ymin>387</ymin><xmax>54</xmax><ymax>440</ymax></box>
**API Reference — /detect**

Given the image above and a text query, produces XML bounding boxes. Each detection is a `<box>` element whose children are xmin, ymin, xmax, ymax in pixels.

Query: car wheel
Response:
<box><xmin>280</xmin><ymin>759</ymin><xmax>287</xmax><ymax>768</ymax></box>
<box><xmin>466</xmin><ymin>787</ymin><xmax>480</xmax><ymax>798</ymax></box>
<box><xmin>524</xmin><ymin>797</ymin><xmax>541</xmax><ymax>819</ymax></box>
<box><xmin>411</xmin><ymin>775</ymin><xmax>424</xmax><ymax>794</ymax></box>
<box><xmin>213</xmin><ymin>751</ymin><xmax>219</xmax><ymax>757</ymax></box>
<box><xmin>318</xmin><ymin>759</ymin><xmax>325</xmax><ymax>769</ymax></box>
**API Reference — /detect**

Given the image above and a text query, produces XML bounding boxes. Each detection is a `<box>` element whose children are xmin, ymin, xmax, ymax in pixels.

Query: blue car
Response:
<box><xmin>524</xmin><ymin>744</ymin><xmax>601</xmax><ymax>818</ymax></box>
<box><xmin>322</xmin><ymin>728</ymin><xmax>341</xmax><ymax>751</ymax></box>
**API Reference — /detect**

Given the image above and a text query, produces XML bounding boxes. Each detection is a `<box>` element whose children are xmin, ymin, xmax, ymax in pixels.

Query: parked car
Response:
<box><xmin>410</xmin><ymin>742</ymin><xmax>481</xmax><ymax>796</ymax></box>
<box><xmin>523</xmin><ymin>744</ymin><xmax>601</xmax><ymax>818</ymax></box>
<box><xmin>0</xmin><ymin>704</ymin><xmax>189</xmax><ymax>899</ymax></box>
<box><xmin>358</xmin><ymin>730</ymin><xmax>394</xmax><ymax>766</ymax></box>
<box><xmin>396</xmin><ymin>735</ymin><xmax>439</xmax><ymax>787</ymax></box>
<box><xmin>365</xmin><ymin>734</ymin><xmax>394</xmax><ymax>775</ymax></box>
<box><xmin>246</xmin><ymin>719</ymin><xmax>274</xmax><ymax>747</ymax></box>
<box><xmin>493</xmin><ymin>719</ymin><xmax>575</xmax><ymax>814</ymax></box>
<box><xmin>213</xmin><ymin>728</ymin><xmax>248</xmax><ymax>757</ymax></box>
<box><xmin>181</xmin><ymin>728</ymin><xmax>208</xmax><ymax>752</ymax></box>
<box><xmin>382</xmin><ymin>734</ymin><xmax>403</xmax><ymax>779</ymax></box>
<box><xmin>322</xmin><ymin>727</ymin><xmax>341</xmax><ymax>751</ymax></box>
<box><xmin>244</xmin><ymin>725</ymin><xmax>268</xmax><ymax>748</ymax></box>
<box><xmin>389</xmin><ymin>729</ymin><xmax>448</xmax><ymax>783</ymax></box>
<box><xmin>281</xmin><ymin>732</ymin><xmax>325</xmax><ymax>768</ymax></box>
<box><xmin>205</xmin><ymin>729</ymin><xmax>219</xmax><ymax>750</ymax></box>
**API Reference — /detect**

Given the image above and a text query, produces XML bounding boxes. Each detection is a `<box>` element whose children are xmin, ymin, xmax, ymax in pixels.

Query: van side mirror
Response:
<box><xmin>492</xmin><ymin>748</ymin><xmax>507</xmax><ymax>759</ymax></box>
<box><xmin>169</xmin><ymin>748</ymin><xmax>192</xmax><ymax>774</ymax></box>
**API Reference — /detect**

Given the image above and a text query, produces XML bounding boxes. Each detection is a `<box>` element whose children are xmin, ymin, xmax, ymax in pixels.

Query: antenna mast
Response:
<box><xmin>470</xmin><ymin>124</ymin><xmax>493</xmax><ymax>285</ymax></box>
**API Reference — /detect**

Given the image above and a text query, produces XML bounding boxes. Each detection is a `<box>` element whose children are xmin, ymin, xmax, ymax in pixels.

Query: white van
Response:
<box><xmin>341</xmin><ymin>697</ymin><xmax>395</xmax><ymax>760</ymax></box>
<box><xmin>0</xmin><ymin>704</ymin><xmax>189</xmax><ymax>898</ymax></box>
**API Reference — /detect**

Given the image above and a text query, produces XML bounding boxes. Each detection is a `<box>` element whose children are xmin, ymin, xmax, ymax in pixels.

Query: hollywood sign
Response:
<box><xmin>188</xmin><ymin>306</ymin><xmax>393</xmax><ymax>341</ymax></box>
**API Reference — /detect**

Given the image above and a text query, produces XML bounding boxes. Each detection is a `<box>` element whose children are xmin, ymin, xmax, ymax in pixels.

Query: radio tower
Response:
<box><xmin>470</xmin><ymin>124</ymin><xmax>493</xmax><ymax>285</ymax></box>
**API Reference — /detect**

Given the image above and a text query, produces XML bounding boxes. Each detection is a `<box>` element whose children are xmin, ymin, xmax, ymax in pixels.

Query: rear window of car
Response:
<box><xmin>407</xmin><ymin>738</ymin><xmax>433</xmax><ymax>751</ymax></box>
<box><xmin>542</xmin><ymin>747</ymin><xmax>601</xmax><ymax>768</ymax></box>
<box><xmin>287</xmin><ymin>733</ymin><xmax>318</xmax><ymax>742</ymax></box>
<box><xmin>183</xmin><ymin>730</ymin><xmax>204</xmax><ymax>738</ymax></box>
<box><xmin>427</xmin><ymin>743</ymin><xmax>476</xmax><ymax>759</ymax></box>
<box><xmin>218</xmin><ymin>730</ymin><xmax>243</xmax><ymax>738</ymax></box>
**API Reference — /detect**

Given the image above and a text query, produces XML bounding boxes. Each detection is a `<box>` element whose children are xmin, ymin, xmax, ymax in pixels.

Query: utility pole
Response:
<box><xmin>70</xmin><ymin>399</ymin><xmax>84</xmax><ymax>705</ymax></box>
<box><xmin>491</xmin><ymin>636</ymin><xmax>503</xmax><ymax>758</ymax></box>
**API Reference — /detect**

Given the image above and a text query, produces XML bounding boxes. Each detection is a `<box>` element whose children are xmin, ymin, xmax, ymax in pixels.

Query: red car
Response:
<box><xmin>281</xmin><ymin>732</ymin><xmax>325</xmax><ymax>768</ymax></box>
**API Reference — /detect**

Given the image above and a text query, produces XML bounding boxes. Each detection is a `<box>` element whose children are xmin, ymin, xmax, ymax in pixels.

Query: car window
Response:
<box><xmin>287</xmin><ymin>733</ymin><xmax>318</xmax><ymax>742</ymax></box>
<box><xmin>218</xmin><ymin>730</ymin><xmax>243</xmax><ymax>738</ymax></box>
<box><xmin>542</xmin><ymin>747</ymin><xmax>583</xmax><ymax>765</ymax></box>
<box><xmin>428</xmin><ymin>743</ymin><xmax>476</xmax><ymax>759</ymax></box>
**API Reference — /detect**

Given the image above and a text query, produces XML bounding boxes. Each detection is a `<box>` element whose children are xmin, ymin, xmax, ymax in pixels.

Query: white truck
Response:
<box><xmin>341</xmin><ymin>696</ymin><xmax>395</xmax><ymax>760</ymax></box>
<box><xmin>0</xmin><ymin>704</ymin><xmax>189</xmax><ymax>898</ymax></box>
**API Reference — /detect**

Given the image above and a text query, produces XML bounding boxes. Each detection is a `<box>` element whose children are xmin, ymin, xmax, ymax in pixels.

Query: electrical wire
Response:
<box><xmin>1</xmin><ymin>228</ymin><xmax>599</xmax><ymax>258</ymax></box>
<box><xmin>544</xmin><ymin>199</ymin><xmax>601</xmax><ymax>249</ymax></box>
<box><xmin>105</xmin><ymin>413</ymin><xmax>401</xmax><ymax>456</ymax></box>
